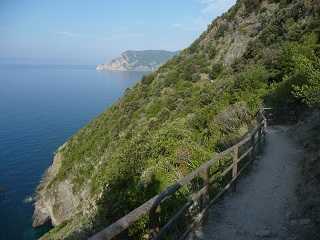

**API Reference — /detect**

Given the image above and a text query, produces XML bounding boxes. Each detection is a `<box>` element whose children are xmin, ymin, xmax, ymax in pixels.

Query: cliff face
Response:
<box><xmin>33</xmin><ymin>152</ymin><xmax>84</xmax><ymax>227</ymax></box>
<box><xmin>96</xmin><ymin>50</ymin><xmax>178</xmax><ymax>71</ymax></box>
<box><xmin>34</xmin><ymin>0</ymin><xmax>320</xmax><ymax>239</ymax></box>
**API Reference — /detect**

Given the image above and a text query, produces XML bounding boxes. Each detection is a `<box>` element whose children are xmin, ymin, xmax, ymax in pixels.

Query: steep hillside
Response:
<box><xmin>34</xmin><ymin>0</ymin><xmax>320</xmax><ymax>239</ymax></box>
<box><xmin>96</xmin><ymin>50</ymin><xmax>178</xmax><ymax>71</ymax></box>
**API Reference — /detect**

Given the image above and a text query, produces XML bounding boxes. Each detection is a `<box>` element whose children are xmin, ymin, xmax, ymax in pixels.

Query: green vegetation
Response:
<box><xmin>289</xmin><ymin>36</ymin><xmax>320</xmax><ymax>106</ymax></box>
<box><xmin>267</xmin><ymin>33</ymin><xmax>320</xmax><ymax>107</ymax></box>
<box><xmin>40</xmin><ymin>0</ymin><xmax>320</xmax><ymax>239</ymax></box>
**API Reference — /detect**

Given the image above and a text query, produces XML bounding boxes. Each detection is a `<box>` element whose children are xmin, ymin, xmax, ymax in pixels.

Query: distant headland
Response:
<box><xmin>96</xmin><ymin>50</ymin><xmax>178</xmax><ymax>72</ymax></box>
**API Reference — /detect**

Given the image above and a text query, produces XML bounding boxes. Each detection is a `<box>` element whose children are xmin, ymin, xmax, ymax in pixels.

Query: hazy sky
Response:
<box><xmin>0</xmin><ymin>0</ymin><xmax>236</xmax><ymax>65</ymax></box>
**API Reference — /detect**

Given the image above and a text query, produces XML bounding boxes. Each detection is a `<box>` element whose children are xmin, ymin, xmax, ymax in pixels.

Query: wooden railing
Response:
<box><xmin>89</xmin><ymin>109</ymin><xmax>268</xmax><ymax>240</ymax></box>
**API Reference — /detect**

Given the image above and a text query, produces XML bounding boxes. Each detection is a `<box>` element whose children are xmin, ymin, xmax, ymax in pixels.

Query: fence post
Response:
<box><xmin>150</xmin><ymin>206</ymin><xmax>161</xmax><ymax>239</ymax></box>
<box><xmin>258</xmin><ymin>126</ymin><xmax>263</xmax><ymax>153</ymax></box>
<box><xmin>250</xmin><ymin>133</ymin><xmax>256</xmax><ymax>162</ymax></box>
<box><xmin>200</xmin><ymin>169</ymin><xmax>210</xmax><ymax>210</ymax></box>
<box><xmin>263</xmin><ymin>119</ymin><xmax>267</xmax><ymax>143</ymax></box>
<box><xmin>232</xmin><ymin>146</ymin><xmax>239</xmax><ymax>191</ymax></box>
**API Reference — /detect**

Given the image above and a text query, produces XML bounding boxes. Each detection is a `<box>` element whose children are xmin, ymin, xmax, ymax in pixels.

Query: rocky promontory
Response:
<box><xmin>96</xmin><ymin>50</ymin><xmax>178</xmax><ymax>71</ymax></box>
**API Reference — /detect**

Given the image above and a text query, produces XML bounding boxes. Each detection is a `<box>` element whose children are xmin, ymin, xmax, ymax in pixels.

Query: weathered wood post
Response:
<box><xmin>199</xmin><ymin>168</ymin><xmax>210</xmax><ymax>220</ymax></box>
<box><xmin>200</xmin><ymin>169</ymin><xmax>210</xmax><ymax>206</ymax></box>
<box><xmin>264</xmin><ymin>117</ymin><xmax>267</xmax><ymax>130</ymax></box>
<box><xmin>258</xmin><ymin>126</ymin><xmax>262</xmax><ymax>153</ymax></box>
<box><xmin>250</xmin><ymin>133</ymin><xmax>256</xmax><ymax>162</ymax></box>
<box><xmin>232</xmin><ymin>146</ymin><xmax>239</xmax><ymax>191</ymax></box>
<box><xmin>150</xmin><ymin>206</ymin><xmax>161</xmax><ymax>239</ymax></box>
<box><xmin>261</xmin><ymin>108</ymin><xmax>267</xmax><ymax>144</ymax></box>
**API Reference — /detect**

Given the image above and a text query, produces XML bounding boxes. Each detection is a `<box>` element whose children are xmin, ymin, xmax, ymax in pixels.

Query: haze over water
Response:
<box><xmin>0</xmin><ymin>65</ymin><xmax>145</xmax><ymax>240</ymax></box>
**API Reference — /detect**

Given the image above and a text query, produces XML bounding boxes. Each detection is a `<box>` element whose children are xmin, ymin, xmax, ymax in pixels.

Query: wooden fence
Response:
<box><xmin>89</xmin><ymin>109</ymin><xmax>268</xmax><ymax>240</ymax></box>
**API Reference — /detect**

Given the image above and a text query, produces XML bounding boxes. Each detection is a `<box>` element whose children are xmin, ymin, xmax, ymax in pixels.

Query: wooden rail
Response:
<box><xmin>89</xmin><ymin>109</ymin><xmax>268</xmax><ymax>240</ymax></box>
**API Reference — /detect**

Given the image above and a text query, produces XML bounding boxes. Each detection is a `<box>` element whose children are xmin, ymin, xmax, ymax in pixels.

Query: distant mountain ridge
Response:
<box><xmin>96</xmin><ymin>50</ymin><xmax>178</xmax><ymax>71</ymax></box>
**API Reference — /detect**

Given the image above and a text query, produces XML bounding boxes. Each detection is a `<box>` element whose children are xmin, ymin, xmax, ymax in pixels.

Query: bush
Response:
<box><xmin>243</xmin><ymin>0</ymin><xmax>262</xmax><ymax>14</ymax></box>
<box><xmin>141</xmin><ymin>73</ymin><xmax>155</xmax><ymax>85</ymax></box>
<box><xmin>215</xmin><ymin>22</ymin><xmax>229</xmax><ymax>39</ymax></box>
<box><xmin>232</xmin><ymin>64</ymin><xmax>269</xmax><ymax>110</ymax></box>
<box><xmin>292</xmin><ymin>54</ymin><xmax>320</xmax><ymax>106</ymax></box>
<box><xmin>209</xmin><ymin>63</ymin><xmax>223</xmax><ymax>80</ymax></box>
<box><xmin>266</xmin><ymin>33</ymin><xmax>320</xmax><ymax>107</ymax></box>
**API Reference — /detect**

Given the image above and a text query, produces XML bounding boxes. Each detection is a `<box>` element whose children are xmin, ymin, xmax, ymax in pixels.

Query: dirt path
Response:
<box><xmin>189</xmin><ymin>126</ymin><xmax>308</xmax><ymax>240</ymax></box>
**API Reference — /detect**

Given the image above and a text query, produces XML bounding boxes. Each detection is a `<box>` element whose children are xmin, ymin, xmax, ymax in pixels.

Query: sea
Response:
<box><xmin>0</xmin><ymin>64</ymin><xmax>146</xmax><ymax>240</ymax></box>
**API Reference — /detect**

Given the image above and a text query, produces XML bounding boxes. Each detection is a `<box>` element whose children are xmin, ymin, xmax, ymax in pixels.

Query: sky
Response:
<box><xmin>0</xmin><ymin>0</ymin><xmax>236</xmax><ymax>65</ymax></box>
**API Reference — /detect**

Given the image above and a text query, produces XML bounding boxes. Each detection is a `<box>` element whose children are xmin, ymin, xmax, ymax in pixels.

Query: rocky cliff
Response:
<box><xmin>34</xmin><ymin>0</ymin><xmax>320</xmax><ymax>239</ymax></box>
<box><xmin>33</xmin><ymin>151</ymin><xmax>87</xmax><ymax>228</ymax></box>
<box><xmin>96</xmin><ymin>50</ymin><xmax>178</xmax><ymax>71</ymax></box>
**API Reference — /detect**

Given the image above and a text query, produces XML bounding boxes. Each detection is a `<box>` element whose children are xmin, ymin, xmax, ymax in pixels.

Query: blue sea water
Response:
<box><xmin>0</xmin><ymin>65</ymin><xmax>145</xmax><ymax>240</ymax></box>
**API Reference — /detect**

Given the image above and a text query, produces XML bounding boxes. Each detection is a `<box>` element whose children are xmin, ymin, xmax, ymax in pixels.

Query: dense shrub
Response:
<box><xmin>215</xmin><ymin>22</ymin><xmax>229</xmax><ymax>39</ymax></box>
<box><xmin>243</xmin><ymin>0</ymin><xmax>262</xmax><ymax>14</ymax></box>
<box><xmin>209</xmin><ymin>63</ymin><xmax>224</xmax><ymax>80</ymax></box>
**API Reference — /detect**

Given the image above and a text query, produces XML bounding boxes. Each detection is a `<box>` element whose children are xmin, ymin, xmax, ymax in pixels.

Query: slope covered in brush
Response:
<box><xmin>34</xmin><ymin>0</ymin><xmax>320</xmax><ymax>239</ymax></box>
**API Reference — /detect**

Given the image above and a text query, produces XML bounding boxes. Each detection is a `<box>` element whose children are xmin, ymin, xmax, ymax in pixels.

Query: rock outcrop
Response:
<box><xmin>33</xmin><ymin>149</ymin><xmax>91</xmax><ymax>229</ymax></box>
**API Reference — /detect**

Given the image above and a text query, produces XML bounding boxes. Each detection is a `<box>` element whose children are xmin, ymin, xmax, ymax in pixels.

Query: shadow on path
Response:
<box><xmin>189</xmin><ymin>126</ymin><xmax>306</xmax><ymax>240</ymax></box>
